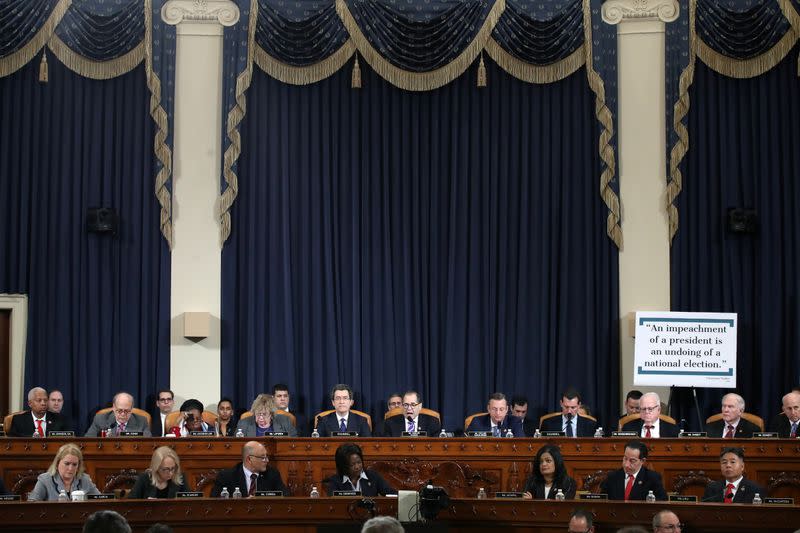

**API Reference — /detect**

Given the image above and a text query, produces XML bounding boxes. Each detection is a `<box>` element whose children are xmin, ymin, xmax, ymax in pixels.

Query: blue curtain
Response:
<box><xmin>0</xmin><ymin>56</ymin><xmax>171</xmax><ymax>431</ymax></box>
<box><xmin>221</xmin><ymin>56</ymin><xmax>620</xmax><ymax>431</ymax></box>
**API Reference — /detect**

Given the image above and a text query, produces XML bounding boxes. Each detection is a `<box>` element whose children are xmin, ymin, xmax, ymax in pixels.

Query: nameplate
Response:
<box><xmin>611</xmin><ymin>431</ymin><xmax>638</xmax><ymax>437</ymax></box>
<box><xmin>494</xmin><ymin>492</ymin><xmax>524</xmax><ymax>498</ymax></box>
<box><xmin>48</xmin><ymin>431</ymin><xmax>75</xmax><ymax>437</ymax></box>
<box><xmin>268</xmin><ymin>432</ymin><xmax>288</xmax><ymax>437</ymax></box>
<box><xmin>680</xmin><ymin>432</ymin><xmax>706</xmax><ymax>438</ymax></box>
<box><xmin>87</xmin><ymin>494</ymin><xmax>115</xmax><ymax>500</ymax></box>
<box><xmin>540</xmin><ymin>431</ymin><xmax>565</xmax><ymax>437</ymax></box>
<box><xmin>753</xmin><ymin>432</ymin><xmax>779</xmax><ymax>438</ymax></box>
<box><xmin>0</xmin><ymin>495</ymin><xmax>21</xmax><ymax>502</ymax></box>
<box><xmin>331</xmin><ymin>431</ymin><xmax>358</xmax><ymax>437</ymax></box>
<box><xmin>401</xmin><ymin>431</ymin><xmax>427</xmax><ymax>437</ymax></box>
<box><xmin>255</xmin><ymin>490</ymin><xmax>284</xmax><ymax>497</ymax></box>
<box><xmin>764</xmin><ymin>497</ymin><xmax>793</xmax><ymax>505</ymax></box>
<box><xmin>579</xmin><ymin>493</ymin><xmax>608</xmax><ymax>500</ymax></box>
<box><xmin>332</xmin><ymin>490</ymin><xmax>361</xmax><ymax>496</ymax></box>
<box><xmin>466</xmin><ymin>431</ymin><xmax>490</xmax><ymax>437</ymax></box>
<box><xmin>176</xmin><ymin>492</ymin><xmax>203</xmax><ymax>498</ymax></box>
<box><xmin>189</xmin><ymin>431</ymin><xmax>215</xmax><ymax>437</ymax></box>
<box><xmin>119</xmin><ymin>431</ymin><xmax>143</xmax><ymax>437</ymax></box>
<box><xmin>669</xmin><ymin>494</ymin><xmax>697</xmax><ymax>502</ymax></box>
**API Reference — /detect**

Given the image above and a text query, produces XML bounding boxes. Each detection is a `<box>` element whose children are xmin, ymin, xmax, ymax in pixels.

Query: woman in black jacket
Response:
<box><xmin>129</xmin><ymin>446</ymin><xmax>188</xmax><ymax>499</ymax></box>
<box><xmin>522</xmin><ymin>444</ymin><xmax>576</xmax><ymax>500</ymax></box>
<box><xmin>326</xmin><ymin>443</ymin><xmax>396</xmax><ymax>496</ymax></box>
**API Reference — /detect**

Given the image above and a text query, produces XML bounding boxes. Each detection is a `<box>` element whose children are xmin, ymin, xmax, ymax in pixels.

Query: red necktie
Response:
<box><xmin>723</xmin><ymin>483</ymin><xmax>735</xmax><ymax>503</ymax></box>
<box><xmin>644</xmin><ymin>425</ymin><xmax>652</xmax><ymax>438</ymax></box>
<box><xmin>35</xmin><ymin>419</ymin><xmax>44</xmax><ymax>437</ymax></box>
<box><xmin>725</xmin><ymin>425</ymin><xmax>735</xmax><ymax>438</ymax></box>
<box><xmin>624</xmin><ymin>474</ymin><xmax>635</xmax><ymax>501</ymax></box>
<box><xmin>249</xmin><ymin>473</ymin><xmax>258</xmax><ymax>496</ymax></box>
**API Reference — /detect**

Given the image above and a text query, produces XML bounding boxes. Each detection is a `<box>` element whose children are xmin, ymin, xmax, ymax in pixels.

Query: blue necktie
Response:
<box><xmin>565</xmin><ymin>415</ymin><xmax>573</xmax><ymax>437</ymax></box>
<box><xmin>493</xmin><ymin>426</ymin><xmax>501</xmax><ymax>437</ymax></box>
<box><xmin>339</xmin><ymin>418</ymin><xmax>347</xmax><ymax>432</ymax></box>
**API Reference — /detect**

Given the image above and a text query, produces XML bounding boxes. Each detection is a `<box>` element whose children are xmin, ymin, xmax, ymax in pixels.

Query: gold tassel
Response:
<box><xmin>477</xmin><ymin>52</ymin><xmax>487</xmax><ymax>87</ymax></box>
<box><xmin>351</xmin><ymin>53</ymin><xmax>361</xmax><ymax>89</ymax></box>
<box><xmin>39</xmin><ymin>48</ymin><xmax>49</xmax><ymax>83</ymax></box>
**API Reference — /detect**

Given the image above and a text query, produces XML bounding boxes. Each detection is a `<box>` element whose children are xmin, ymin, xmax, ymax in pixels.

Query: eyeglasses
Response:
<box><xmin>114</xmin><ymin>409</ymin><xmax>132</xmax><ymax>415</ymax></box>
<box><xmin>158</xmin><ymin>466</ymin><xmax>177</xmax><ymax>473</ymax></box>
<box><xmin>158</xmin><ymin>397</ymin><xmax>173</xmax><ymax>403</ymax></box>
<box><xmin>249</xmin><ymin>455</ymin><xmax>268</xmax><ymax>462</ymax></box>
<box><xmin>402</xmin><ymin>402</ymin><xmax>420</xmax><ymax>409</ymax></box>
<box><xmin>656</xmin><ymin>525</ymin><xmax>683</xmax><ymax>531</ymax></box>
<box><xmin>640</xmin><ymin>406</ymin><xmax>659</xmax><ymax>413</ymax></box>
<box><xmin>254</xmin><ymin>412</ymin><xmax>270</xmax><ymax>419</ymax></box>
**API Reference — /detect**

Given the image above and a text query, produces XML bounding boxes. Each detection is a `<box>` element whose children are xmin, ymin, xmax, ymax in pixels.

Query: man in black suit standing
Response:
<box><xmin>540</xmin><ymin>388</ymin><xmax>597</xmax><ymax>437</ymax></box>
<box><xmin>211</xmin><ymin>441</ymin><xmax>288</xmax><ymax>496</ymax></box>
<box><xmin>621</xmin><ymin>392</ymin><xmax>679</xmax><ymax>438</ymax></box>
<box><xmin>511</xmin><ymin>395</ymin><xmax>538</xmax><ymax>437</ymax></box>
<box><xmin>600</xmin><ymin>440</ymin><xmax>667</xmax><ymax>501</ymax></box>
<box><xmin>466</xmin><ymin>392</ymin><xmax>525</xmax><ymax>437</ymax></box>
<box><xmin>316</xmin><ymin>384</ymin><xmax>372</xmax><ymax>437</ymax></box>
<box><xmin>382</xmin><ymin>391</ymin><xmax>441</xmax><ymax>436</ymax></box>
<box><xmin>706</xmin><ymin>393</ymin><xmax>760</xmax><ymax>438</ymax></box>
<box><xmin>767</xmin><ymin>390</ymin><xmax>800</xmax><ymax>438</ymax></box>
<box><xmin>702</xmin><ymin>447</ymin><xmax>764</xmax><ymax>503</ymax></box>
<box><xmin>7</xmin><ymin>387</ymin><xmax>69</xmax><ymax>437</ymax></box>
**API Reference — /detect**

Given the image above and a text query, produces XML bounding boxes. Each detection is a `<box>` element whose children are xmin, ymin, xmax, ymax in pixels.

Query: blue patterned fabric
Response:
<box><xmin>696</xmin><ymin>0</ymin><xmax>792</xmax><ymax>59</ymax></box>
<box><xmin>0</xmin><ymin>0</ymin><xmax>59</xmax><ymax>56</ymax></box>
<box><xmin>55</xmin><ymin>0</ymin><xmax>144</xmax><ymax>60</ymax></box>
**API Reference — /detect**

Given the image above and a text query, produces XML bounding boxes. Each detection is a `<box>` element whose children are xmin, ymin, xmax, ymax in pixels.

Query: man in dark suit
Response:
<box><xmin>510</xmin><ymin>395</ymin><xmax>537</xmax><ymax>437</ymax></box>
<box><xmin>84</xmin><ymin>392</ymin><xmax>152</xmax><ymax>437</ymax></box>
<box><xmin>7</xmin><ymin>387</ymin><xmax>69</xmax><ymax>437</ymax></box>
<box><xmin>702</xmin><ymin>447</ymin><xmax>764</xmax><ymax>503</ymax></box>
<box><xmin>466</xmin><ymin>392</ymin><xmax>525</xmax><ymax>437</ymax></box>
<box><xmin>272</xmin><ymin>383</ymin><xmax>308</xmax><ymax>436</ymax></box>
<box><xmin>316</xmin><ymin>384</ymin><xmax>372</xmax><ymax>437</ymax></box>
<box><xmin>621</xmin><ymin>392</ymin><xmax>679</xmax><ymax>438</ymax></box>
<box><xmin>540</xmin><ymin>388</ymin><xmax>598</xmax><ymax>437</ymax></box>
<box><xmin>149</xmin><ymin>389</ymin><xmax>175</xmax><ymax>437</ymax></box>
<box><xmin>382</xmin><ymin>390</ymin><xmax>441</xmax><ymax>436</ymax></box>
<box><xmin>600</xmin><ymin>440</ymin><xmax>667</xmax><ymax>501</ymax></box>
<box><xmin>767</xmin><ymin>391</ymin><xmax>800</xmax><ymax>437</ymax></box>
<box><xmin>706</xmin><ymin>393</ymin><xmax>761</xmax><ymax>438</ymax></box>
<box><xmin>211</xmin><ymin>441</ymin><xmax>288</xmax><ymax>496</ymax></box>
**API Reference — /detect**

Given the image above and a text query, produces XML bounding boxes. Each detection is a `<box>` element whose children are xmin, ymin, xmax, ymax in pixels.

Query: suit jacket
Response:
<box><xmin>316</xmin><ymin>412</ymin><xmax>372</xmax><ymax>437</ymax></box>
<box><xmin>7</xmin><ymin>411</ymin><xmax>69</xmax><ymax>437</ymax></box>
<box><xmin>601</xmin><ymin>467</ymin><xmax>668</xmax><ymax>501</ymax></box>
<box><xmin>149</xmin><ymin>410</ymin><xmax>172</xmax><ymax>437</ymax></box>
<box><xmin>706</xmin><ymin>418</ymin><xmax>761</xmax><ymax>438</ymax></box>
<box><xmin>211</xmin><ymin>463</ymin><xmax>287</xmax><ymax>497</ymax></box>
<box><xmin>382</xmin><ymin>413</ymin><xmax>442</xmax><ymax>437</ymax></box>
<box><xmin>540</xmin><ymin>414</ymin><xmax>597</xmax><ymax>437</ymax></box>
<box><xmin>326</xmin><ymin>469</ymin><xmax>396</xmax><ymax>496</ymax></box>
<box><xmin>128</xmin><ymin>472</ymin><xmax>188</xmax><ymax>499</ymax></box>
<box><xmin>767</xmin><ymin>413</ymin><xmax>799</xmax><ymax>438</ymax></box>
<box><xmin>84</xmin><ymin>412</ymin><xmax>152</xmax><ymax>437</ymax></box>
<box><xmin>521</xmin><ymin>418</ymin><xmax>538</xmax><ymax>438</ymax></box>
<box><xmin>466</xmin><ymin>414</ymin><xmax>525</xmax><ymax>437</ymax></box>
<box><xmin>703</xmin><ymin>478</ymin><xmax>764</xmax><ymax>503</ymax></box>
<box><xmin>236</xmin><ymin>414</ymin><xmax>297</xmax><ymax>437</ymax></box>
<box><xmin>523</xmin><ymin>476</ymin><xmax>577</xmax><ymax>500</ymax></box>
<box><xmin>621</xmin><ymin>418</ymin><xmax>679</xmax><ymax>438</ymax></box>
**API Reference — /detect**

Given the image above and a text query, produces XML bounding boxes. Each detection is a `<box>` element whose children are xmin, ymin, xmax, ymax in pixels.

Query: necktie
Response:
<box><xmin>493</xmin><ymin>426</ymin><xmax>501</xmax><ymax>437</ymax></box>
<box><xmin>723</xmin><ymin>482</ymin><xmax>735</xmax><ymax>503</ymax></box>
<box><xmin>791</xmin><ymin>422</ymin><xmax>798</xmax><ymax>438</ymax></box>
<box><xmin>645</xmin><ymin>425</ymin><xmax>653</xmax><ymax>438</ymax></box>
<box><xmin>407</xmin><ymin>418</ymin><xmax>415</xmax><ymax>432</ymax></box>
<box><xmin>565</xmin><ymin>415</ymin><xmax>574</xmax><ymax>437</ymax></box>
<box><xmin>117</xmin><ymin>423</ymin><xmax>126</xmax><ymax>436</ymax></box>
<box><xmin>35</xmin><ymin>419</ymin><xmax>44</xmax><ymax>438</ymax></box>
<box><xmin>725</xmin><ymin>425</ymin><xmax>735</xmax><ymax>439</ymax></box>
<box><xmin>339</xmin><ymin>418</ymin><xmax>347</xmax><ymax>432</ymax></box>
<box><xmin>624</xmin><ymin>474</ymin><xmax>635</xmax><ymax>501</ymax></box>
<box><xmin>249</xmin><ymin>473</ymin><xmax>258</xmax><ymax>496</ymax></box>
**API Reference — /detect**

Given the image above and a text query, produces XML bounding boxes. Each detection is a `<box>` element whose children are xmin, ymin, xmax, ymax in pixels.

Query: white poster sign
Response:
<box><xmin>633</xmin><ymin>311</ymin><xmax>737</xmax><ymax>388</ymax></box>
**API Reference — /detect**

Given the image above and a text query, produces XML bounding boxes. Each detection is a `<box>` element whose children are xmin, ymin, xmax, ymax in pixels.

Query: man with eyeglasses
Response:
<box><xmin>150</xmin><ymin>389</ymin><xmax>175</xmax><ymax>437</ymax></box>
<box><xmin>600</xmin><ymin>440</ymin><xmax>667</xmax><ymax>501</ymax></box>
<box><xmin>652</xmin><ymin>510</ymin><xmax>682</xmax><ymax>532</ymax></box>
<box><xmin>381</xmin><ymin>391</ymin><xmax>441</xmax><ymax>437</ymax></box>
<box><xmin>211</xmin><ymin>441</ymin><xmax>287</xmax><ymax>497</ymax></box>
<box><xmin>621</xmin><ymin>392</ymin><xmax>678</xmax><ymax>438</ymax></box>
<box><xmin>466</xmin><ymin>392</ymin><xmax>525</xmax><ymax>437</ymax></box>
<box><xmin>316</xmin><ymin>384</ymin><xmax>372</xmax><ymax>437</ymax></box>
<box><xmin>85</xmin><ymin>392</ymin><xmax>152</xmax><ymax>436</ymax></box>
<box><xmin>567</xmin><ymin>509</ymin><xmax>594</xmax><ymax>533</ymax></box>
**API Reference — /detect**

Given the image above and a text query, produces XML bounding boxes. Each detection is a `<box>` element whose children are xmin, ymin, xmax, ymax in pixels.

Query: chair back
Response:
<box><xmin>96</xmin><ymin>407</ymin><xmax>152</xmax><ymax>428</ymax></box>
<box><xmin>539</xmin><ymin>411</ymin><xmax>598</xmax><ymax>428</ymax></box>
<box><xmin>705</xmin><ymin>412</ymin><xmax>765</xmax><ymax>431</ymax></box>
<box><xmin>3</xmin><ymin>411</ymin><xmax>23</xmax><ymax>433</ymax></box>
<box><xmin>383</xmin><ymin>407</ymin><xmax>441</xmax><ymax>421</ymax></box>
<box><xmin>617</xmin><ymin>413</ymin><xmax>676</xmax><ymax>431</ymax></box>
<box><xmin>275</xmin><ymin>409</ymin><xmax>296</xmax><ymax>427</ymax></box>
<box><xmin>463</xmin><ymin>412</ymin><xmax>488</xmax><ymax>431</ymax></box>
<box><xmin>240</xmin><ymin>410</ymin><xmax>253</xmax><ymax>419</ymax></box>
<box><xmin>314</xmin><ymin>409</ymin><xmax>372</xmax><ymax>430</ymax></box>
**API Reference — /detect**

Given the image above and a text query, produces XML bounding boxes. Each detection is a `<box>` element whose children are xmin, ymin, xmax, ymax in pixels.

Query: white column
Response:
<box><xmin>602</xmin><ymin>0</ymin><xmax>680</xmax><ymax>412</ymax></box>
<box><xmin>162</xmin><ymin>0</ymin><xmax>239</xmax><ymax>409</ymax></box>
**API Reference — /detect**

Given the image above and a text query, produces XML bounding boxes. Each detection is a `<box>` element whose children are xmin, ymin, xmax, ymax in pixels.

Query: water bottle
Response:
<box><xmin>220</xmin><ymin>487</ymin><xmax>230</xmax><ymax>499</ymax></box>
<box><xmin>311</xmin><ymin>428</ymin><xmax>320</xmax><ymax>438</ymax></box>
<box><xmin>645</xmin><ymin>490</ymin><xmax>656</xmax><ymax>503</ymax></box>
<box><xmin>533</xmin><ymin>428</ymin><xmax>541</xmax><ymax>438</ymax></box>
<box><xmin>235</xmin><ymin>428</ymin><xmax>244</xmax><ymax>438</ymax></box>
<box><xmin>555</xmin><ymin>489</ymin><xmax>565</xmax><ymax>501</ymax></box>
<box><xmin>477</xmin><ymin>487</ymin><xmax>487</xmax><ymax>500</ymax></box>
<box><xmin>504</xmin><ymin>428</ymin><xmax>514</xmax><ymax>438</ymax></box>
<box><xmin>232</xmin><ymin>487</ymin><xmax>242</xmax><ymax>499</ymax></box>
<box><xmin>678</xmin><ymin>428</ymin><xmax>685</xmax><ymax>437</ymax></box>
<box><xmin>752</xmin><ymin>493</ymin><xmax>762</xmax><ymax>505</ymax></box>
<box><xmin>57</xmin><ymin>489</ymin><xmax>69</xmax><ymax>502</ymax></box>
<box><xmin>594</xmin><ymin>427</ymin><xmax>604</xmax><ymax>438</ymax></box>
<box><xmin>438</xmin><ymin>428</ymin><xmax>447</xmax><ymax>438</ymax></box>
<box><xmin>310</xmin><ymin>486</ymin><xmax>320</xmax><ymax>498</ymax></box>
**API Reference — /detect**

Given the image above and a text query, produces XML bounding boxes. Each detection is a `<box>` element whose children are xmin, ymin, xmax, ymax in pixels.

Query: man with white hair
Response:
<box><xmin>85</xmin><ymin>392</ymin><xmax>152</xmax><ymax>436</ymax></box>
<box><xmin>621</xmin><ymin>392</ymin><xmax>679</xmax><ymax>438</ymax></box>
<box><xmin>706</xmin><ymin>393</ymin><xmax>760</xmax><ymax>438</ymax></box>
<box><xmin>7</xmin><ymin>387</ymin><xmax>70</xmax><ymax>437</ymax></box>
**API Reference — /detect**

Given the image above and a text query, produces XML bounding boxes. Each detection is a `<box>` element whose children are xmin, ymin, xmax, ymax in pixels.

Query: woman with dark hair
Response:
<box><xmin>326</xmin><ymin>443</ymin><xmax>396</xmax><ymax>496</ymax></box>
<box><xmin>522</xmin><ymin>444</ymin><xmax>576</xmax><ymax>499</ymax></box>
<box><xmin>216</xmin><ymin>397</ymin><xmax>237</xmax><ymax>437</ymax></box>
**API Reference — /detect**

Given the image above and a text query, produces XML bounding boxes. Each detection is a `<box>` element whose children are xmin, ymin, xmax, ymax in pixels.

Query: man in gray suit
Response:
<box><xmin>85</xmin><ymin>392</ymin><xmax>152</xmax><ymax>436</ymax></box>
<box><xmin>236</xmin><ymin>394</ymin><xmax>297</xmax><ymax>437</ymax></box>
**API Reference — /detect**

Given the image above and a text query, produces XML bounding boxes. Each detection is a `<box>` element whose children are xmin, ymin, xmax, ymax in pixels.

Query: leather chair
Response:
<box><xmin>618</xmin><ymin>413</ymin><xmax>676</xmax><ymax>430</ymax></box>
<box><xmin>383</xmin><ymin>406</ymin><xmax>441</xmax><ymax>421</ymax></box>
<box><xmin>3</xmin><ymin>411</ymin><xmax>24</xmax><ymax>433</ymax></box>
<box><xmin>95</xmin><ymin>407</ymin><xmax>152</xmax><ymax>428</ymax></box>
<box><xmin>164</xmin><ymin>410</ymin><xmax>218</xmax><ymax>431</ymax></box>
<box><xmin>314</xmin><ymin>409</ymin><xmax>372</xmax><ymax>431</ymax></box>
<box><xmin>705</xmin><ymin>412</ymin><xmax>764</xmax><ymax>431</ymax></box>
<box><xmin>463</xmin><ymin>412</ymin><xmax>488</xmax><ymax>431</ymax></box>
<box><xmin>238</xmin><ymin>409</ymin><xmax>296</xmax><ymax>426</ymax></box>
<box><xmin>539</xmin><ymin>411</ymin><xmax>597</xmax><ymax>428</ymax></box>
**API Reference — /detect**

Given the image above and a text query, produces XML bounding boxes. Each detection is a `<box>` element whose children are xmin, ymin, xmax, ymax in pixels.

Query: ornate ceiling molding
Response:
<box><xmin>601</xmin><ymin>0</ymin><xmax>680</xmax><ymax>25</ymax></box>
<box><xmin>161</xmin><ymin>0</ymin><xmax>240</xmax><ymax>27</ymax></box>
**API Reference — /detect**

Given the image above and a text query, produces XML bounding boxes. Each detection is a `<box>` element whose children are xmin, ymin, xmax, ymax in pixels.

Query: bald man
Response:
<box><xmin>768</xmin><ymin>391</ymin><xmax>800</xmax><ymax>438</ymax></box>
<box><xmin>211</xmin><ymin>441</ymin><xmax>288</xmax><ymax>496</ymax></box>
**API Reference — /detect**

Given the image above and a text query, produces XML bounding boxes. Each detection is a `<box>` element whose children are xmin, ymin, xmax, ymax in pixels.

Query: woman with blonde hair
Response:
<box><xmin>128</xmin><ymin>446</ymin><xmax>188</xmax><ymax>498</ymax></box>
<box><xmin>28</xmin><ymin>443</ymin><xmax>100</xmax><ymax>500</ymax></box>
<box><xmin>235</xmin><ymin>393</ymin><xmax>297</xmax><ymax>437</ymax></box>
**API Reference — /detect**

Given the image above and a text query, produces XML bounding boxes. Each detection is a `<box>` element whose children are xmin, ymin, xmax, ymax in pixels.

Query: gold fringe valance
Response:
<box><xmin>335</xmin><ymin>0</ymin><xmax>506</xmax><ymax>91</ymax></box>
<box><xmin>484</xmin><ymin>37</ymin><xmax>585</xmax><ymax>84</ymax></box>
<box><xmin>582</xmin><ymin>0</ymin><xmax>622</xmax><ymax>249</ymax></box>
<box><xmin>778</xmin><ymin>0</ymin><xmax>800</xmax><ymax>75</ymax></box>
<box><xmin>49</xmin><ymin>34</ymin><xmax>145</xmax><ymax>80</ymax></box>
<box><xmin>696</xmin><ymin>28</ymin><xmax>797</xmax><ymax>79</ymax></box>
<box><xmin>253</xmin><ymin>40</ymin><xmax>356</xmax><ymax>85</ymax></box>
<box><xmin>0</xmin><ymin>0</ymin><xmax>71</xmax><ymax>77</ymax></box>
